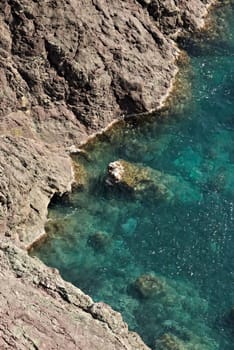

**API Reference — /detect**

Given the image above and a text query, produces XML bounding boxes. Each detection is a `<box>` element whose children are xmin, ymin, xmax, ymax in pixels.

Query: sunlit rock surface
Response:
<box><xmin>0</xmin><ymin>0</ymin><xmax>214</xmax><ymax>244</ymax></box>
<box><xmin>0</xmin><ymin>0</ymin><xmax>219</xmax><ymax>348</ymax></box>
<box><xmin>107</xmin><ymin>159</ymin><xmax>202</xmax><ymax>203</ymax></box>
<box><xmin>0</xmin><ymin>243</ymin><xmax>150</xmax><ymax>349</ymax></box>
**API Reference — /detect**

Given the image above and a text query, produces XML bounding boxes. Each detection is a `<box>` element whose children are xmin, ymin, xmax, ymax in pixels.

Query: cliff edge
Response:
<box><xmin>0</xmin><ymin>1</ymin><xmax>217</xmax><ymax>349</ymax></box>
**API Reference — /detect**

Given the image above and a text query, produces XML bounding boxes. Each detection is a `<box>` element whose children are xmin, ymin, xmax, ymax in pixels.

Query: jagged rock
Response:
<box><xmin>107</xmin><ymin>160</ymin><xmax>173</xmax><ymax>200</ymax></box>
<box><xmin>137</xmin><ymin>0</ymin><xmax>215</xmax><ymax>36</ymax></box>
<box><xmin>0</xmin><ymin>242</ymin><xmax>150</xmax><ymax>349</ymax></box>
<box><xmin>0</xmin><ymin>0</ymin><xmax>218</xmax><ymax>348</ymax></box>
<box><xmin>107</xmin><ymin>159</ymin><xmax>202</xmax><ymax>204</ymax></box>
<box><xmin>0</xmin><ymin>0</ymin><xmax>213</xmax><ymax>244</ymax></box>
<box><xmin>0</xmin><ymin>134</ymin><xmax>74</xmax><ymax>247</ymax></box>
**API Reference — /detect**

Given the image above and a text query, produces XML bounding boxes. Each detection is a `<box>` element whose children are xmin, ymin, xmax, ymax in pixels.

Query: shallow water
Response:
<box><xmin>32</xmin><ymin>5</ymin><xmax>234</xmax><ymax>350</ymax></box>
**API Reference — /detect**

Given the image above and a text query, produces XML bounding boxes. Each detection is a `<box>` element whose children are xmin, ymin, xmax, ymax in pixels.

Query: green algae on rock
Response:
<box><xmin>87</xmin><ymin>231</ymin><xmax>112</xmax><ymax>252</ymax></box>
<box><xmin>72</xmin><ymin>161</ymin><xmax>88</xmax><ymax>190</ymax></box>
<box><xmin>155</xmin><ymin>333</ymin><xmax>186</xmax><ymax>350</ymax></box>
<box><xmin>106</xmin><ymin>160</ymin><xmax>170</xmax><ymax>201</ymax></box>
<box><xmin>133</xmin><ymin>274</ymin><xmax>167</xmax><ymax>299</ymax></box>
<box><xmin>107</xmin><ymin>159</ymin><xmax>202</xmax><ymax>204</ymax></box>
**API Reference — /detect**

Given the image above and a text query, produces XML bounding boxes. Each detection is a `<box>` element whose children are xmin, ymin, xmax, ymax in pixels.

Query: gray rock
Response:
<box><xmin>0</xmin><ymin>0</ymin><xmax>218</xmax><ymax>348</ymax></box>
<box><xmin>0</xmin><ymin>242</ymin><xmax>149</xmax><ymax>349</ymax></box>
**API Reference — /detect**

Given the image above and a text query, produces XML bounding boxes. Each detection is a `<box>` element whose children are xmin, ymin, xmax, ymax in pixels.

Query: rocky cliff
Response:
<box><xmin>0</xmin><ymin>243</ymin><xmax>151</xmax><ymax>349</ymax></box>
<box><xmin>0</xmin><ymin>1</ymin><xmax>218</xmax><ymax>349</ymax></box>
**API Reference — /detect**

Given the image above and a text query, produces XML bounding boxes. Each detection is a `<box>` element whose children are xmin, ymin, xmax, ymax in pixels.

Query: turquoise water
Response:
<box><xmin>32</xmin><ymin>6</ymin><xmax>234</xmax><ymax>350</ymax></box>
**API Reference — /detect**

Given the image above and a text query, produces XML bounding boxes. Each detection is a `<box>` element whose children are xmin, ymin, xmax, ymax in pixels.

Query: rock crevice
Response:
<box><xmin>0</xmin><ymin>0</ymin><xmax>216</xmax><ymax>244</ymax></box>
<box><xmin>0</xmin><ymin>243</ymin><xmax>150</xmax><ymax>349</ymax></box>
<box><xmin>0</xmin><ymin>0</ymin><xmax>219</xmax><ymax>348</ymax></box>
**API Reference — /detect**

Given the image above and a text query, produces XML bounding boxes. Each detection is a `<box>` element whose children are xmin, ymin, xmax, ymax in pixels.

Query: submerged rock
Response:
<box><xmin>208</xmin><ymin>165</ymin><xmax>234</xmax><ymax>196</ymax></box>
<box><xmin>0</xmin><ymin>0</ymin><xmax>220</xmax><ymax>347</ymax></box>
<box><xmin>72</xmin><ymin>161</ymin><xmax>88</xmax><ymax>190</ymax></box>
<box><xmin>162</xmin><ymin>320</ymin><xmax>191</xmax><ymax>342</ymax></box>
<box><xmin>107</xmin><ymin>160</ymin><xmax>173</xmax><ymax>200</ymax></box>
<box><xmin>45</xmin><ymin>219</ymin><xmax>66</xmax><ymax>236</ymax></box>
<box><xmin>155</xmin><ymin>333</ymin><xmax>186</xmax><ymax>350</ymax></box>
<box><xmin>88</xmin><ymin>231</ymin><xmax>111</xmax><ymax>251</ymax></box>
<box><xmin>133</xmin><ymin>274</ymin><xmax>166</xmax><ymax>299</ymax></box>
<box><xmin>107</xmin><ymin>159</ymin><xmax>202</xmax><ymax>204</ymax></box>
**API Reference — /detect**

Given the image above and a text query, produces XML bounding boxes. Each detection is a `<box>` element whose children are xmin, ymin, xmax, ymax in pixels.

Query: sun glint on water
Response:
<box><xmin>32</xmin><ymin>6</ymin><xmax>234</xmax><ymax>350</ymax></box>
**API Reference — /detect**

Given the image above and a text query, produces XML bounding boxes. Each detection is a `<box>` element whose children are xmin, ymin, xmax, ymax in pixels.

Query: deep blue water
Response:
<box><xmin>32</xmin><ymin>5</ymin><xmax>234</xmax><ymax>350</ymax></box>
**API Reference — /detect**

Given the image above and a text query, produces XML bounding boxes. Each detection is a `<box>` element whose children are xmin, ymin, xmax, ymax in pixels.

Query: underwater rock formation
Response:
<box><xmin>107</xmin><ymin>159</ymin><xmax>172</xmax><ymax>200</ymax></box>
<box><xmin>155</xmin><ymin>333</ymin><xmax>186</xmax><ymax>350</ymax></box>
<box><xmin>107</xmin><ymin>159</ymin><xmax>202</xmax><ymax>204</ymax></box>
<box><xmin>72</xmin><ymin>161</ymin><xmax>88</xmax><ymax>189</ymax></box>
<box><xmin>133</xmin><ymin>273</ymin><xmax>166</xmax><ymax>299</ymax></box>
<box><xmin>88</xmin><ymin>231</ymin><xmax>112</xmax><ymax>251</ymax></box>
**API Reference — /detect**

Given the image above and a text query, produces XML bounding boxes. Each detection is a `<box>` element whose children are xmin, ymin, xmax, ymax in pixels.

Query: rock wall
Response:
<box><xmin>0</xmin><ymin>0</ymin><xmax>216</xmax><ymax>245</ymax></box>
<box><xmin>0</xmin><ymin>243</ymin><xmax>150</xmax><ymax>349</ymax></box>
<box><xmin>0</xmin><ymin>0</ymin><xmax>218</xmax><ymax>349</ymax></box>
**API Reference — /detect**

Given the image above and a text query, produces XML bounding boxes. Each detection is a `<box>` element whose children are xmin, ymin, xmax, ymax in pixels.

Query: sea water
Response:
<box><xmin>32</xmin><ymin>5</ymin><xmax>234</xmax><ymax>349</ymax></box>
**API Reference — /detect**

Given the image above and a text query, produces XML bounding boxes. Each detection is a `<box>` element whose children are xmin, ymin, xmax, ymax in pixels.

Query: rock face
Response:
<box><xmin>0</xmin><ymin>132</ymin><xmax>74</xmax><ymax>247</ymax></box>
<box><xmin>0</xmin><ymin>0</ymin><xmax>215</xmax><ymax>244</ymax></box>
<box><xmin>0</xmin><ymin>0</ymin><xmax>218</xmax><ymax>349</ymax></box>
<box><xmin>0</xmin><ymin>243</ymin><xmax>150</xmax><ymax>349</ymax></box>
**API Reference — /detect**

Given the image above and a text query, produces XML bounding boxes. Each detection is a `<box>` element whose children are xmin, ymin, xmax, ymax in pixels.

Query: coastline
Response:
<box><xmin>0</xmin><ymin>0</ymin><xmax>225</xmax><ymax>348</ymax></box>
<box><xmin>0</xmin><ymin>0</ymin><xmax>220</xmax><ymax>248</ymax></box>
<box><xmin>25</xmin><ymin>59</ymin><xmax>180</xmax><ymax>252</ymax></box>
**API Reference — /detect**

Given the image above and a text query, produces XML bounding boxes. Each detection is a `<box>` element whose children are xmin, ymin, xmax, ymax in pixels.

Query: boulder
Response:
<box><xmin>106</xmin><ymin>160</ymin><xmax>202</xmax><ymax>204</ymax></box>
<box><xmin>133</xmin><ymin>273</ymin><xmax>166</xmax><ymax>299</ymax></box>
<box><xmin>88</xmin><ymin>231</ymin><xmax>112</xmax><ymax>251</ymax></box>
<box><xmin>107</xmin><ymin>160</ymin><xmax>173</xmax><ymax>201</ymax></box>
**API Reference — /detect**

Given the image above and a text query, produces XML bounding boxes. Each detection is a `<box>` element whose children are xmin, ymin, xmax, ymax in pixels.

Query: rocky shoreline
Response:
<box><xmin>0</xmin><ymin>1</ymin><xmax>222</xmax><ymax>348</ymax></box>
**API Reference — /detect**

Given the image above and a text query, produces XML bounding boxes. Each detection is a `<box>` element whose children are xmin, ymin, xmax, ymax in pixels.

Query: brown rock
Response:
<box><xmin>0</xmin><ymin>243</ymin><xmax>150</xmax><ymax>349</ymax></box>
<box><xmin>106</xmin><ymin>159</ymin><xmax>202</xmax><ymax>204</ymax></box>
<box><xmin>0</xmin><ymin>0</ymin><xmax>215</xmax><ymax>245</ymax></box>
<box><xmin>0</xmin><ymin>0</ymin><xmax>219</xmax><ymax>348</ymax></box>
<box><xmin>0</xmin><ymin>135</ymin><xmax>73</xmax><ymax>247</ymax></box>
